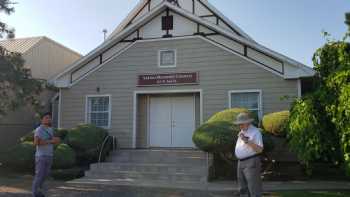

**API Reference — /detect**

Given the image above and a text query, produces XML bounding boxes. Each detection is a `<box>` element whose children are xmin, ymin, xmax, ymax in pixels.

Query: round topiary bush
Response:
<box><xmin>262</xmin><ymin>111</ymin><xmax>290</xmax><ymax>137</ymax></box>
<box><xmin>4</xmin><ymin>141</ymin><xmax>35</xmax><ymax>171</ymax></box>
<box><xmin>53</xmin><ymin>144</ymin><xmax>76</xmax><ymax>169</ymax></box>
<box><xmin>67</xmin><ymin>124</ymin><xmax>108</xmax><ymax>150</ymax></box>
<box><xmin>54</xmin><ymin>128</ymin><xmax>69</xmax><ymax>140</ymax></box>
<box><xmin>193</xmin><ymin>108</ymin><xmax>256</xmax><ymax>153</ymax></box>
<box><xmin>66</xmin><ymin>124</ymin><xmax>109</xmax><ymax>163</ymax></box>
<box><xmin>207</xmin><ymin>108</ymin><xmax>250</xmax><ymax>123</ymax></box>
<box><xmin>192</xmin><ymin>121</ymin><xmax>235</xmax><ymax>153</ymax></box>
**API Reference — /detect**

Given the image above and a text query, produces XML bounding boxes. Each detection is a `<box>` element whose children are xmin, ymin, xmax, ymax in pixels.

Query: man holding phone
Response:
<box><xmin>234</xmin><ymin>112</ymin><xmax>264</xmax><ymax>197</ymax></box>
<box><xmin>32</xmin><ymin>112</ymin><xmax>60</xmax><ymax>197</ymax></box>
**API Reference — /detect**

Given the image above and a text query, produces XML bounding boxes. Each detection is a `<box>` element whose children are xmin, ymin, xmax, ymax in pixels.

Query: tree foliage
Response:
<box><xmin>0</xmin><ymin>0</ymin><xmax>15</xmax><ymax>38</ymax></box>
<box><xmin>0</xmin><ymin>0</ymin><xmax>44</xmax><ymax>118</ymax></box>
<box><xmin>0</xmin><ymin>51</ymin><xmax>44</xmax><ymax>117</ymax></box>
<box><xmin>287</xmin><ymin>95</ymin><xmax>341</xmax><ymax>175</ymax></box>
<box><xmin>287</xmin><ymin>14</ymin><xmax>350</xmax><ymax>176</ymax></box>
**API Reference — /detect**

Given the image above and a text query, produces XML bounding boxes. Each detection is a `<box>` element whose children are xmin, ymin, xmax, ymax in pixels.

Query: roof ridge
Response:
<box><xmin>0</xmin><ymin>36</ymin><xmax>44</xmax><ymax>42</ymax></box>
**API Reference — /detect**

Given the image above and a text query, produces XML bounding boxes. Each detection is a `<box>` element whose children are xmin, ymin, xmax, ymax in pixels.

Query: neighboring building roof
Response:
<box><xmin>0</xmin><ymin>36</ymin><xmax>43</xmax><ymax>54</ymax></box>
<box><xmin>0</xmin><ymin>36</ymin><xmax>81</xmax><ymax>56</ymax></box>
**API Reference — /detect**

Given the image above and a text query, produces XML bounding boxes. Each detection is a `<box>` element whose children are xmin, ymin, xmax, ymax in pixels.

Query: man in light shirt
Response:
<box><xmin>234</xmin><ymin>112</ymin><xmax>264</xmax><ymax>197</ymax></box>
<box><xmin>32</xmin><ymin>112</ymin><xmax>60</xmax><ymax>197</ymax></box>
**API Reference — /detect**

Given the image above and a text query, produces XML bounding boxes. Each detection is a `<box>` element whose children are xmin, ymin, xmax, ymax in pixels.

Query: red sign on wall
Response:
<box><xmin>137</xmin><ymin>72</ymin><xmax>199</xmax><ymax>86</ymax></box>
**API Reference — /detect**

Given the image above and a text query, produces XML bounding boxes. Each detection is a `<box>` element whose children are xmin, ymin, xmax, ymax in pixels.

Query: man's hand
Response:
<box><xmin>246</xmin><ymin>140</ymin><xmax>263</xmax><ymax>154</ymax></box>
<box><xmin>50</xmin><ymin>137</ymin><xmax>61</xmax><ymax>145</ymax></box>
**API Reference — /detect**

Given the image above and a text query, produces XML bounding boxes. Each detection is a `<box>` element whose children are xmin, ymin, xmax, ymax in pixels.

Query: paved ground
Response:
<box><xmin>1</xmin><ymin>174</ymin><xmax>350</xmax><ymax>197</ymax></box>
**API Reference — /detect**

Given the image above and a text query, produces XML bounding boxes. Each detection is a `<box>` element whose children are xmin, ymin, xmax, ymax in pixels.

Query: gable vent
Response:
<box><xmin>162</xmin><ymin>15</ymin><xmax>174</xmax><ymax>30</ymax></box>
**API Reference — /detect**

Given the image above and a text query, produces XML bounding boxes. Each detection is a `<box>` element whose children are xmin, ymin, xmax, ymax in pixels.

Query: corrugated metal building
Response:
<box><xmin>0</xmin><ymin>36</ymin><xmax>81</xmax><ymax>149</ymax></box>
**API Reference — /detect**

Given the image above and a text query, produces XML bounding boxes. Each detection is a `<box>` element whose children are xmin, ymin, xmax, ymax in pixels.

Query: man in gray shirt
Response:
<box><xmin>32</xmin><ymin>112</ymin><xmax>60</xmax><ymax>197</ymax></box>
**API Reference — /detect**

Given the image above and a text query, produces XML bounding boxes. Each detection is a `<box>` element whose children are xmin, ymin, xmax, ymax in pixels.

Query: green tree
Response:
<box><xmin>287</xmin><ymin>13</ymin><xmax>350</xmax><ymax>176</ymax></box>
<box><xmin>0</xmin><ymin>0</ymin><xmax>44</xmax><ymax>118</ymax></box>
<box><xmin>0</xmin><ymin>0</ymin><xmax>15</xmax><ymax>38</ymax></box>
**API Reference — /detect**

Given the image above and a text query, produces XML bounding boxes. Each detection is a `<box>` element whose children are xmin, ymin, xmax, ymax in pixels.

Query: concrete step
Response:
<box><xmin>84</xmin><ymin>170</ymin><xmax>207</xmax><ymax>183</ymax></box>
<box><xmin>51</xmin><ymin>181</ymin><xmax>240</xmax><ymax>197</ymax></box>
<box><xmin>107</xmin><ymin>150</ymin><xmax>207</xmax><ymax>162</ymax></box>
<box><xmin>108</xmin><ymin>155</ymin><xmax>207</xmax><ymax>165</ymax></box>
<box><xmin>89</xmin><ymin>163</ymin><xmax>207</xmax><ymax>175</ymax></box>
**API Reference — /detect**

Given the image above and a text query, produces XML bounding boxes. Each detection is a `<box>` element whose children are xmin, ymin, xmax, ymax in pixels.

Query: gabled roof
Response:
<box><xmin>0</xmin><ymin>36</ymin><xmax>43</xmax><ymax>54</ymax></box>
<box><xmin>0</xmin><ymin>36</ymin><xmax>81</xmax><ymax>56</ymax></box>
<box><xmin>108</xmin><ymin>0</ymin><xmax>255</xmax><ymax>42</ymax></box>
<box><xmin>53</xmin><ymin>1</ymin><xmax>314</xmax><ymax>87</ymax></box>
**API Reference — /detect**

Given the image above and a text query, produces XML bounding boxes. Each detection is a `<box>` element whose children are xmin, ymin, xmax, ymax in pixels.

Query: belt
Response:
<box><xmin>238</xmin><ymin>154</ymin><xmax>261</xmax><ymax>162</ymax></box>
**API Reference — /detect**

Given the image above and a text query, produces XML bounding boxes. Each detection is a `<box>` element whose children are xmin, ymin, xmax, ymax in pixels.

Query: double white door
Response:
<box><xmin>149</xmin><ymin>96</ymin><xmax>195</xmax><ymax>148</ymax></box>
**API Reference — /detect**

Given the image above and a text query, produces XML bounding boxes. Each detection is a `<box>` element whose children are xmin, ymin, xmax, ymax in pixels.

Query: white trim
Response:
<box><xmin>158</xmin><ymin>49</ymin><xmax>177</xmax><ymax>68</ymax></box>
<box><xmin>85</xmin><ymin>94</ymin><xmax>112</xmax><ymax>129</ymax></box>
<box><xmin>297</xmin><ymin>79</ymin><xmax>302</xmax><ymax>98</ymax></box>
<box><xmin>199</xmin><ymin>36</ymin><xmax>285</xmax><ymax>78</ymax></box>
<box><xmin>201</xmin><ymin>0</ymin><xmax>255</xmax><ymax>42</ymax></box>
<box><xmin>52</xmin><ymin>1</ymin><xmax>313</xmax><ymax>85</ymax></box>
<box><xmin>68</xmin><ymin>36</ymin><xmax>198</xmax><ymax>88</ymax></box>
<box><xmin>67</xmin><ymin>35</ymin><xmax>284</xmax><ymax>88</ymax></box>
<box><xmin>228</xmin><ymin>89</ymin><xmax>263</xmax><ymax>119</ymax></box>
<box><xmin>58</xmin><ymin>89</ymin><xmax>62</xmax><ymax>128</ymax></box>
<box><xmin>69</xmin><ymin>42</ymin><xmax>135</xmax><ymax>87</ymax></box>
<box><xmin>50</xmin><ymin>93</ymin><xmax>59</xmax><ymax>128</ymax></box>
<box><xmin>50</xmin><ymin>93</ymin><xmax>59</xmax><ymax>103</ymax></box>
<box><xmin>133</xmin><ymin>89</ymin><xmax>203</xmax><ymax>148</ymax></box>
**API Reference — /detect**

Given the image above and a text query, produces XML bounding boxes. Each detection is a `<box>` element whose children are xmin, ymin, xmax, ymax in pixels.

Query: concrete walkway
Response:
<box><xmin>1</xmin><ymin>179</ymin><xmax>350</xmax><ymax>197</ymax></box>
<box><xmin>210</xmin><ymin>181</ymin><xmax>350</xmax><ymax>192</ymax></box>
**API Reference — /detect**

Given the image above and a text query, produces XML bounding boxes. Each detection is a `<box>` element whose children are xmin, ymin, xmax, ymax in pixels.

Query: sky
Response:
<box><xmin>1</xmin><ymin>0</ymin><xmax>349</xmax><ymax>67</ymax></box>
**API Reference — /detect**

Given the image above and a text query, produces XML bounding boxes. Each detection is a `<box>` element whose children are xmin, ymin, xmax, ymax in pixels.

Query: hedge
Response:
<box><xmin>192</xmin><ymin>121</ymin><xmax>235</xmax><ymax>153</ymax></box>
<box><xmin>207</xmin><ymin>108</ymin><xmax>250</xmax><ymax>123</ymax></box>
<box><xmin>53</xmin><ymin>143</ymin><xmax>76</xmax><ymax>169</ymax></box>
<box><xmin>66</xmin><ymin>124</ymin><xmax>110</xmax><ymax>164</ymax></box>
<box><xmin>262</xmin><ymin>111</ymin><xmax>290</xmax><ymax>137</ymax></box>
<box><xmin>3</xmin><ymin>141</ymin><xmax>35</xmax><ymax>170</ymax></box>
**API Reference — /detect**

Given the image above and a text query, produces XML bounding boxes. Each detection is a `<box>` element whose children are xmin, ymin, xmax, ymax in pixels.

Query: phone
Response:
<box><xmin>239</xmin><ymin>133</ymin><xmax>249</xmax><ymax>142</ymax></box>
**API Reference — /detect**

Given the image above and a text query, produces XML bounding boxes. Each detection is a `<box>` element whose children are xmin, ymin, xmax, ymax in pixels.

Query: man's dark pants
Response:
<box><xmin>32</xmin><ymin>156</ymin><xmax>53</xmax><ymax>197</ymax></box>
<box><xmin>237</xmin><ymin>156</ymin><xmax>262</xmax><ymax>197</ymax></box>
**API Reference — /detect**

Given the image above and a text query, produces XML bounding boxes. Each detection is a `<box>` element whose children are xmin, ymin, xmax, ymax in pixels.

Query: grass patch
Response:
<box><xmin>267</xmin><ymin>191</ymin><xmax>350</xmax><ymax>197</ymax></box>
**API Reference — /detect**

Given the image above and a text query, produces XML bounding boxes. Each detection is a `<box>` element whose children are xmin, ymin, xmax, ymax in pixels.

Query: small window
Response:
<box><xmin>229</xmin><ymin>90</ymin><xmax>262</xmax><ymax>119</ymax></box>
<box><xmin>86</xmin><ymin>96</ymin><xmax>110</xmax><ymax>128</ymax></box>
<box><xmin>159</xmin><ymin>50</ymin><xmax>176</xmax><ymax>67</ymax></box>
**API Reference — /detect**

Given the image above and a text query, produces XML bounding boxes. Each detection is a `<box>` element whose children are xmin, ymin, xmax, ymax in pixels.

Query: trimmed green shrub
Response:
<box><xmin>194</xmin><ymin>108</ymin><xmax>270</xmax><ymax>154</ymax></box>
<box><xmin>66</xmin><ymin>124</ymin><xmax>109</xmax><ymax>163</ymax></box>
<box><xmin>192</xmin><ymin>121</ymin><xmax>235</xmax><ymax>153</ymax></box>
<box><xmin>262</xmin><ymin>111</ymin><xmax>290</xmax><ymax>137</ymax></box>
<box><xmin>207</xmin><ymin>108</ymin><xmax>250</xmax><ymax>123</ymax></box>
<box><xmin>53</xmin><ymin>144</ymin><xmax>76</xmax><ymax>169</ymax></box>
<box><xmin>54</xmin><ymin>129</ymin><xmax>69</xmax><ymax>140</ymax></box>
<box><xmin>51</xmin><ymin>167</ymin><xmax>84</xmax><ymax>181</ymax></box>
<box><xmin>3</xmin><ymin>141</ymin><xmax>35</xmax><ymax>170</ymax></box>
